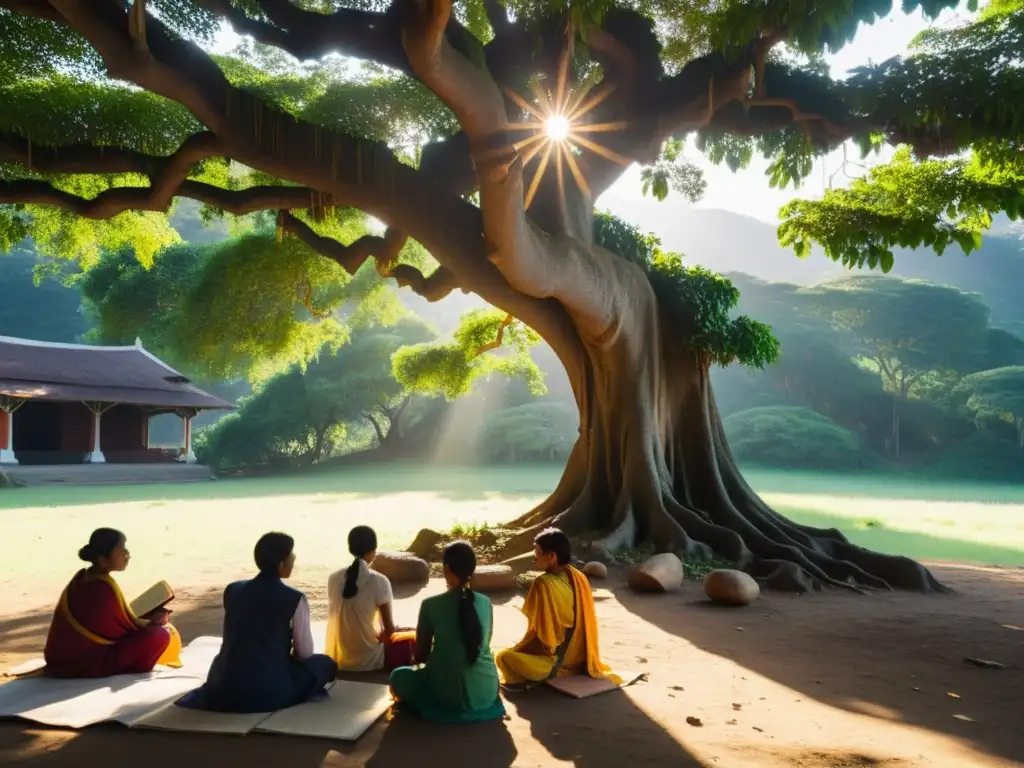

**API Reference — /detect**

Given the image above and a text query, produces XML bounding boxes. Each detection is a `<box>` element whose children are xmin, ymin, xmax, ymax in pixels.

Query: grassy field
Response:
<box><xmin>2</xmin><ymin>464</ymin><xmax>1023</xmax><ymax>597</ymax></box>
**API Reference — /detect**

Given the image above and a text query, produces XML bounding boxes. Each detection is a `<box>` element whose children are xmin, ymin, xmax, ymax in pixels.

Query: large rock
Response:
<box><xmin>703</xmin><ymin>569</ymin><xmax>760</xmax><ymax>606</ymax></box>
<box><xmin>370</xmin><ymin>551</ymin><xmax>430</xmax><ymax>584</ymax></box>
<box><xmin>582</xmin><ymin>561</ymin><xmax>608</xmax><ymax>579</ymax></box>
<box><xmin>470</xmin><ymin>565</ymin><xmax>516</xmax><ymax>593</ymax></box>
<box><xmin>627</xmin><ymin>553</ymin><xmax>683</xmax><ymax>594</ymax></box>
<box><xmin>500</xmin><ymin>551</ymin><xmax>536</xmax><ymax>575</ymax></box>
<box><xmin>407</xmin><ymin>528</ymin><xmax>443</xmax><ymax>560</ymax></box>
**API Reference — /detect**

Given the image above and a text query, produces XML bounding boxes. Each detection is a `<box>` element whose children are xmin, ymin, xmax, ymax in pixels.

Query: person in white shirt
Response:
<box><xmin>325</xmin><ymin>526</ymin><xmax>415</xmax><ymax>672</ymax></box>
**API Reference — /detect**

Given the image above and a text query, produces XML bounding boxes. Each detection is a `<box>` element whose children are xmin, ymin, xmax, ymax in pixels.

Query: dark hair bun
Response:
<box><xmin>78</xmin><ymin>545</ymin><xmax>93</xmax><ymax>562</ymax></box>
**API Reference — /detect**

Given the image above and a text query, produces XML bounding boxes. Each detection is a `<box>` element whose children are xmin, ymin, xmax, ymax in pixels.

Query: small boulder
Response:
<box><xmin>703</xmin><ymin>569</ymin><xmax>760</xmax><ymax>606</ymax></box>
<box><xmin>407</xmin><ymin>529</ymin><xmax>443</xmax><ymax>560</ymax></box>
<box><xmin>475</xmin><ymin>529</ymin><xmax>498</xmax><ymax>547</ymax></box>
<box><xmin>500</xmin><ymin>551</ymin><xmax>536</xmax><ymax>575</ymax></box>
<box><xmin>371</xmin><ymin>551</ymin><xmax>430</xmax><ymax>584</ymax></box>
<box><xmin>470</xmin><ymin>565</ymin><xmax>516</xmax><ymax>593</ymax></box>
<box><xmin>627</xmin><ymin>553</ymin><xmax>683</xmax><ymax>594</ymax></box>
<box><xmin>582</xmin><ymin>561</ymin><xmax>608</xmax><ymax>580</ymax></box>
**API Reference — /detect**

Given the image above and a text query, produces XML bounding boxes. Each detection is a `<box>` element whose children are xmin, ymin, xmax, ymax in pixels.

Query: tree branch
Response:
<box><xmin>0</xmin><ymin>128</ymin><xmax>225</xmax><ymax>217</ymax></box>
<box><xmin>0</xmin><ymin>0</ymin><xmax>63</xmax><ymax>22</ymax></box>
<box><xmin>482</xmin><ymin>0</ymin><xmax>512</xmax><ymax>35</ymax></box>
<box><xmin>0</xmin><ymin>178</ymin><xmax>314</xmax><ymax>218</ymax></box>
<box><xmin>0</xmin><ymin>134</ymin><xmax>158</xmax><ymax>176</ymax></box>
<box><xmin>472</xmin><ymin>313</ymin><xmax>513</xmax><ymax>357</ymax></box>
<box><xmin>364</xmin><ymin>410</ymin><xmax>387</xmax><ymax>445</ymax></box>
<box><xmin>402</xmin><ymin>0</ymin><xmax>560</xmax><ymax>303</ymax></box>
<box><xmin>279</xmin><ymin>210</ymin><xmax>458</xmax><ymax>302</ymax></box>
<box><xmin>198</xmin><ymin>0</ymin><xmax>409</xmax><ymax>72</ymax></box>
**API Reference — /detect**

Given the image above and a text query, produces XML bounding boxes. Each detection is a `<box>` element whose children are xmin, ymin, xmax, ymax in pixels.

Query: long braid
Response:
<box><xmin>457</xmin><ymin>581</ymin><xmax>484</xmax><ymax>664</ymax></box>
<box><xmin>343</xmin><ymin>525</ymin><xmax>378</xmax><ymax>600</ymax></box>
<box><xmin>342</xmin><ymin>555</ymin><xmax>362</xmax><ymax>599</ymax></box>
<box><xmin>445</xmin><ymin>540</ymin><xmax>484</xmax><ymax>665</ymax></box>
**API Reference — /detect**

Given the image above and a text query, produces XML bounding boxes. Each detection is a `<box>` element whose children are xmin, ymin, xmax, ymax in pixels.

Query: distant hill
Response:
<box><xmin>610</xmin><ymin>205</ymin><xmax>1024</xmax><ymax>333</ymax></box>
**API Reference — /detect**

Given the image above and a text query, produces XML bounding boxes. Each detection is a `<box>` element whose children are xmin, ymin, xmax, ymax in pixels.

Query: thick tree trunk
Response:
<box><xmin>509</xmin><ymin>250</ymin><xmax>947</xmax><ymax>595</ymax></box>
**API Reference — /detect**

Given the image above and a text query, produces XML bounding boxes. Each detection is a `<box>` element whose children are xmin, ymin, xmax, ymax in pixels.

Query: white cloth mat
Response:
<box><xmin>253</xmin><ymin>680</ymin><xmax>391</xmax><ymax>741</ymax></box>
<box><xmin>0</xmin><ymin>636</ymin><xmax>219</xmax><ymax>728</ymax></box>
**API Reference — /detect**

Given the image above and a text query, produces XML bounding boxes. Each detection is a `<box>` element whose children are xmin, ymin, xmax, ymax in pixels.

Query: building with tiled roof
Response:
<box><xmin>0</xmin><ymin>335</ymin><xmax>233</xmax><ymax>466</ymax></box>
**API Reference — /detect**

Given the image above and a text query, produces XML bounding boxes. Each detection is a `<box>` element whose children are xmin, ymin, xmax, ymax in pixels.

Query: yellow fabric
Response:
<box><xmin>495</xmin><ymin>568</ymin><xmax>619</xmax><ymax>686</ymax></box>
<box><xmin>324</xmin><ymin>606</ymin><xmax>343</xmax><ymax>669</ymax></box>
<box><xmin>102</xmin><ymin>576</ymin><xmax>184</xmax><ymax>669</ymax></box>
<box><xmin>156</xmin><ymin>624</ymin><xmax>183</xmax><ymax>668</ymax></box>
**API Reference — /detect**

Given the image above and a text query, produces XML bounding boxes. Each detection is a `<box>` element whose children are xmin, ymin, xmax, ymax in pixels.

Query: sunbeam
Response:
<box><xmin>504</xmin><ymin>72</ymin><xmax>629</xmax><ymax>209</ymax></box>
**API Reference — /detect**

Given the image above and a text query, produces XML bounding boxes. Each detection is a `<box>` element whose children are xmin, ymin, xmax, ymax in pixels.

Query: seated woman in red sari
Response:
<box><xmin>43</xmin><ymin>528</ymin><xmax>182</xmax><ymax>678</ymax></box>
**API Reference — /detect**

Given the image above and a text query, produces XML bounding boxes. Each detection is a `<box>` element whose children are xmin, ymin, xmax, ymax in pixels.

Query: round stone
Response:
<box><xmin>703</xmin><ymin>569</ymin><xmax>760</xmax><ymax>606</ymax></box>
<box><xmin>370</xmin><ymin>551</ymin><xmax>430</xmax><ymax>584</ymax></box>
<box><xmin>470</xmin><ymin>564</ymin><xmax>516</xmax><ymax>593</ymax></box>
<box><xmin>627</xmin><ymin>553</ymin><xmax>683</xmax><ymax>593</ymax></box>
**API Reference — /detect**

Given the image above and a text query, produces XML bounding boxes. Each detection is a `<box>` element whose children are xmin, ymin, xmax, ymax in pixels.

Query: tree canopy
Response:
<box><xmin>955</xmin><ymin>366</ymin><xmax>1024</xmax><ymax>448</ymax></box>
<box><xmin>3</xmin><ymin>1</ymin><xmax>1020</xmax><ymax>298</ymax></box>
<box><xmin>197</xmin><ymin>317</ymin><xmax>435</xmax><ymax>471</ymax></box>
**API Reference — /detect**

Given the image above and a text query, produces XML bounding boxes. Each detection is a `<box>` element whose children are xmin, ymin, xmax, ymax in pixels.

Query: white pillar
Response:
<box><xmin>0</xmin><ymin>405</ymin><xmax>17</xmax><ymax>465</ymax></box>
<box><xmin>85</xmin><ymin>407</ymin><xmax>106</xmax><ymax>464</ymax></box>
<box><xmin>179</xmin><ymin>411</ymin><xmax>196</xmax><ymax>464</ymax></box>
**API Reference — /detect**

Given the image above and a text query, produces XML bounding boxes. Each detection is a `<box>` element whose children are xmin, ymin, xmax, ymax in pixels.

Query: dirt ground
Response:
<box><xmin>2</xmin><ymin>559</ymin><xmax>1023</xmax><ymax>768</ymax></box>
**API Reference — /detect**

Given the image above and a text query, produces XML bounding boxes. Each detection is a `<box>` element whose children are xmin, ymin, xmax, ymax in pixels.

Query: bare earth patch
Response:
<box><xmin>2</xmin><ymin>494</ymin><xmax>1023</xmax><ymax>767</ymax></box>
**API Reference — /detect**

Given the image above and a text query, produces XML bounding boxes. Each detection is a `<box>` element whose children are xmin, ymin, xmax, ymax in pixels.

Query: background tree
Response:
<box><xmin>800</xmin><ymin>276</ymin><xmax>993</xmax><ymax>457</ymax></box>
<box><xmin>723</xmin><ymin>406</ymin><xmax>874</xmax><ymax>472</ymax></box>
<box><xmin>478</xmin><ymin>401</ymin><xmax>578</xmax><ymax>463</ymax></box>
<box><xmin>198</xmin><ymin>318</ymin><xmax>437</xmax><ymax>471</ymax></box>
<box><xmin>955</xmin><ymin>367</ymin><xmax>1024</xmax><ymax>451</ymax></box>
<box><xmin>5</xmin><ymin>0</ymin><xmax>1021</xmax><ymax>593</ymax></box>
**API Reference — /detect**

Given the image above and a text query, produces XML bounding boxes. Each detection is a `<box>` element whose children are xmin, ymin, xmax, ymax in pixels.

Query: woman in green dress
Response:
<box><xmin>389</xmin><ymin>541</ymin><xmax>505</xmax><ymax>723</ymax></box>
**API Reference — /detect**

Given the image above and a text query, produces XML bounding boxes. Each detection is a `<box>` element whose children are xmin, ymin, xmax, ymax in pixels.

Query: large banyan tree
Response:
<box><xmin>2</xmin><ymin>0</ymin><xmax>1022</xmax><ymax>593</ymax></box>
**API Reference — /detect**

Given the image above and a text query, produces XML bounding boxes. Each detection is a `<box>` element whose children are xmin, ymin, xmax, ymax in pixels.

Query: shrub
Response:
<box><xmin>723</xmin><ymin>406</ymin><xmax>875</xmax><ymax>471</ymax></box>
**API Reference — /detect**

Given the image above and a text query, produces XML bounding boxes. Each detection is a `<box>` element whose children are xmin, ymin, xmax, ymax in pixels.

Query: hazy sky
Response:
<box><xmin>213</xmin><ymin>4</ymin><xmax>967</xmax><ymax>227</ymax></box>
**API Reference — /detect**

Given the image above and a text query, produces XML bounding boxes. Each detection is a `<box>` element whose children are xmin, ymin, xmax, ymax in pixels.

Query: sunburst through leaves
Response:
<box><xmin>505</xmin><ymin>57</ymin><xmax>631</xmax><ymax>210</ymax></box>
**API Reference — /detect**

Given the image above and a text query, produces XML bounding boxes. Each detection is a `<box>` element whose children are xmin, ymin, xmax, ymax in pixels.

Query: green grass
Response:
<box><xmin>3</xmin><ymin>463</ymin><xmax>1024</xmax><ymax>567</ymax></box>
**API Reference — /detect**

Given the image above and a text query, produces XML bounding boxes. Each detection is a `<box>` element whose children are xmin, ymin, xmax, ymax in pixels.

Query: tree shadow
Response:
<box><xmin>0</xmin><ymin>610</ymin><xmax>53</xmax><ymax>660</ymax></box>
<box><xmin>365</xmin><ymin>712</ymin><xmax>518</xmax><ymax>767</ymax></box>
<box><xmin>614</xmin><ymin>561</ymin><xmax>1024</xmax><ymax>765</ymax></box>
<box><xmin>505</xmin><ymin>686</ymin><xmax>703</xmax><ymax>767</ymax></box>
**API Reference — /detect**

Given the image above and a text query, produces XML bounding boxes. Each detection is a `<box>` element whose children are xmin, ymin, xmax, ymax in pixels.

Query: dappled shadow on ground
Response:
<box><xmin>616</xmin><ymin>563</ymin><xmax>1024</xmax><ymax>765</ymax></box>
<box><xmin>0</xmin><ymin>610</ymin><xmax>52</xmax><ymax>661</ymax></box>
<box><xmin>507</xmin><ymin>686</ymin><xmax>703</xmax><ymax>768</ymax></box>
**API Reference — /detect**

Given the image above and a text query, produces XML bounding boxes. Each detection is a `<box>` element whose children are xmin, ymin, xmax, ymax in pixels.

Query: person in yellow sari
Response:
<box><xmin>495</xmin><ymin>528</ymin><xmax>618</xmax><ymax>686</ymax></box>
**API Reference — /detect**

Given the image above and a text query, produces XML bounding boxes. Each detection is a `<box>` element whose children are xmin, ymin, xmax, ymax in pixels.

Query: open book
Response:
<box><xmin>130</xmin><ymin>580</ymin><xmax>175</xmax><ymax>618</ymax></box>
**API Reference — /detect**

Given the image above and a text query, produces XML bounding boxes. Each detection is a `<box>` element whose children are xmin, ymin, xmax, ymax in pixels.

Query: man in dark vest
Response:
<box><xmin>187</xmin><ymin>531</ymin><xmax>336</xmax><ymax>713</ymax></box>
